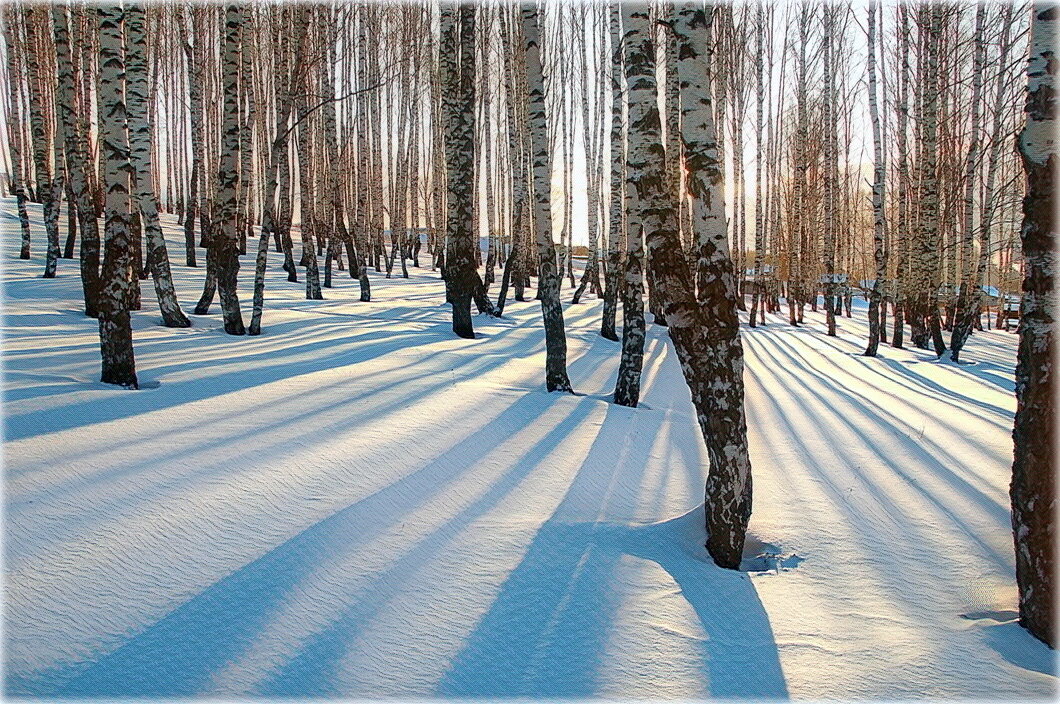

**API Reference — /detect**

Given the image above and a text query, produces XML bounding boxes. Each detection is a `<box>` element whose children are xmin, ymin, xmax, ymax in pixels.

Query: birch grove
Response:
<box><xmin>0</xmin><ymin>0</ymin><xmax>1049</xmax><ymax>648</ymax></box>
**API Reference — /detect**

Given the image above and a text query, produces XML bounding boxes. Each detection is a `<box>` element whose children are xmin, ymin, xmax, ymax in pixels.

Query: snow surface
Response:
<box><xmin>2</xmin><ymin>198</ymin><xmax>1055</xmax><ymax>699</ymax></box>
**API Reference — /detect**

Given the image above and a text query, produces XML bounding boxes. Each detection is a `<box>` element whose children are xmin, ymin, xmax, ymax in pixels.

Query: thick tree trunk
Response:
<box><xmin>441</xmin><ymin>6</ymin><xmax>478</xmax><ymax>339</ymax></box>
<box><xmin>672</xmin><ymin>2</ymin><xmax>752</xmax><ymax>570</ymax></box>
<box><xmin>911</xmin><ymin>4</ymin><xmax>946</xmax><ymax>355</ymax></box>
<box><xmin>1011</xmin><ymin>2</ymin><xmax>1055</xmax><ymax>649</ymax></box>
<box><xmin>96</xmin><ymin>5</ymin><xmax>138</xmax><ymax>389</ymax></box>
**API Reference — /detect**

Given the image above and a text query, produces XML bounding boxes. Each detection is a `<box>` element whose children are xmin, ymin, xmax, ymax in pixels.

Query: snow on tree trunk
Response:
<box><xmin>1011</xmin><ymin>1</ymin><xmax>1055</xmax><ymax>650</ymax></box>
<box><xmin>96</xmin><ymin>4</ymin><xmax>138</xmax><ymax>389</ymax></box>
<box><xmin>671</xmin><ymin>1</ymin><xmax>752</xmax><ymax>570</ymax></box>
<box><xmin>522</xmin><ymin>4</ymin><xmax>573</xmax><ymax>393</ymax></box>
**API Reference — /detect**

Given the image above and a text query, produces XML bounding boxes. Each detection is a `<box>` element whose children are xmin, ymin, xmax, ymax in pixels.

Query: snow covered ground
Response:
<box><xmin>2</xmin><ymin>198</ymin><xmax>1055</xmax><ymax>698</ymax></box>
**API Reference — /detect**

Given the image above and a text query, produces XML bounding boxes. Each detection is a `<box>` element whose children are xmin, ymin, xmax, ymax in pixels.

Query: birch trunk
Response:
<box><xmin>51</xmin><ymin>4</ymin><xmax>101</xmax><ymax>318</ymax></box>
<box><xmin>671</xmin><ymin>1</ymin><xmax>752</xmax><ymax>569</ymax></box>
<box><xmin>24</xmin><ymin>7</ymin><xmax>62</xmax><ymax>278</ymax></box>
<box><xmin>1011</xmin><ymin>1</ymin><xmax>1055</xmax><ymax>649</ymax></box>
<box><xmin>612</xmin><ymin>3</ymin><xmax>648</xmax><ymax>408</ymax></box>
<box><xmin>948</xmin><ymin>2</ymin><xmax>987</xmax><ymax>361</ymax></box>
<box><xmin>864</xmin><ymin>0</ymin><xmax>887</xmax><ymax>356</ymax></box>
<box><xmin>523</xmin><ymin>3</ymin><xmax>572</xmax><ymax>392</ymax></box>
<box><xmin>96</xmin><ymin>4</ymin><xmax>138</xmax><ymax>388</ymax></box>
<box><xmin>600</xmin><ymin>2</ymin><xmax>623</xmax><ymax>342</ymax></box>
<box><xmin>441</xmin><ymin>5</ymin><xmax>477</xmax><ymax>338</ymax></box>
<box><xmin>126</xmin><ymin>4</ymin><xmax>190</xmax><ymax>328</ymax></box>
<box><xmin>211</xmin><ymin>4</ymin><xmax>246</xmax><ymax>333</ymax></box>
<box><xmin>3</xmin><ymin>9</ymin><xmax>31</xmax><ymax>260</ymax></box>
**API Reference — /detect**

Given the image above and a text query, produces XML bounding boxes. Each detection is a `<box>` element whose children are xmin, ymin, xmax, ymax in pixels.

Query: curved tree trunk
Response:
<box><xmin>51</xmin><ymin>4</ymin><xmax>101</xmax><ymax>318</ymax></box>
<box><xmin>126</xmin><ymin>3</ymin><xmax>190</xmax><ymax>328</ymax></box>
<box><xmin>669</xmin><ymin>2</ymin><xmax>753</xmax><ymax>570</ymax></box>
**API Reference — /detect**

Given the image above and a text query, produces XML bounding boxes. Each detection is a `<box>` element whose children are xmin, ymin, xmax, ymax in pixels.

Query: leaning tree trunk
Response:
<box><xmin>96</xmin><ymin>5</ymin><xmax>138</xmax><ymax>389</ymax></box>
<box><xmin>612</xmin><ymin>4</ymin><xmax>648</xmax><ymax>408</ymax></box>
<box><xmin>522</xmin><ymin>4</ymin><xmax>573</xmax><ymax>392</ymax></box>
<box><xmin>250</xmin><ymin>7</ymin><xmax>306</xmax><ymax>334</ymax></box>
<box><xmin>1011</xmin><ymin>1</ymin><xmax>1055</xmax><ymax>650</ymax></box>
<box><xmin>51</xmin><ymin>4</ymin><xmax>101</xmax><ymax>318</ymax></box>
<box><xmin>670</xmin><ymin>2</ymin><xmax>753</xmax><ymax>569</ymax></box>
<box><xmin>126</xmin><ymin>3</ymin><xmax>190</xmax><ymax>328</ymax></box>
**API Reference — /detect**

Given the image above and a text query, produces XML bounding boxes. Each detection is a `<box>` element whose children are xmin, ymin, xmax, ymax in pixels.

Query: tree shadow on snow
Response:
<box><xmin>436</xmin><ymin>400</ymin><xmax>787</xmax><ymax>699</ymax></box>
<box><xmin>436</xmin><ymin>505</ymin><xmax>788</xmax><ymax>698</ymax></box>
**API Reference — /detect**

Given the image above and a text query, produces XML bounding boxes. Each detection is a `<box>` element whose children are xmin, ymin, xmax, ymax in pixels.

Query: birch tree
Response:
<box><xmin>24</xmin><ymin>6</ymin><xmax>62</xmax><ymax>278</ymax></box>
<box><xmin>3</xmin><ymin>8</ymin><xmax>31</xmax><ymax>259</ymax></box>
<box><xmin>612</xmin><ymin>2</ymin><xmax>647</xmax><ymax>408</ymax></box>
<box><xmin>600</xmin><ymin>2</ymin><xmax>624</xmax><ymax>342</ymax></box>
<box><xmin>1010</xmin><ymin>1</ymin><xmax>1055</xmax><ymax>650</ymax></box>
<box><xmin>441</xmin><ymin>5</ymin><xmax>478</xmax><ymax>338</ymax></box>
<box><xmin>523</xmin><ymin>3</ymin><xmax>572</xmax><ymax>392</ymax></box>
<box><xmin>96</xmin><ymin>4</ymin><xmax>138</xmax><ymax>389</ymax></box>
<box><xmin>212</xmin><ymin>4</ymin><xmax>246</xmax><ymax>333</ymax></box>
<box><xmin>51</xmin><ymin>4</ymin><xmax>100</xmax><ymax>318</ymax></box>
<box><xmin>671</xmin><ymin>1</ymin><xmax>753</xmax><ymax>569</ymax></box>
<box><xmin>864</xmin><ymin>0</ymin><xmax>887</xmax><ymax>356</ymax></box>
<box><xmin>126</xmin><ymin>3</ymin><xmax>190</xmax><ymax>328</ymax></box>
